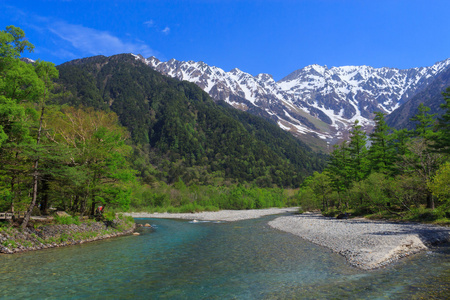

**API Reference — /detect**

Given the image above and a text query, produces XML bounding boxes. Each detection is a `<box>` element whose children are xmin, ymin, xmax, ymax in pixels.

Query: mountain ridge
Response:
<box><xmin>136</xmin><ymin>54</ymin><xmax>450</xmax><ymax>145</ymax></box>
<box><xmin>55</xmin><ymin>53</ymin><xmax>327</xmax><ymax>187</ymax></box>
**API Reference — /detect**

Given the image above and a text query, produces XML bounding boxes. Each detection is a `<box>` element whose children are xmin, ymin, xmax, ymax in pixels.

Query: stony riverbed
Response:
<box><xmin>269</xmin><ymin>212</ymin><xmax>450</xmax><ymax>270</ymax></box>
<box><xmin>129</xmin><ymin>208</ymin><xmax>450</xmax><ymax>270</ymax></box>
<box><xmin>0</xmin><ymin>218</ymin><xmax>135</xmax><ymax>254</ymax></box>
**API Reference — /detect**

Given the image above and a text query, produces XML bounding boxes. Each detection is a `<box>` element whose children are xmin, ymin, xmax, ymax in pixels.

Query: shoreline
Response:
<box><xmin>128</xmin><ymin>208</ymin><xmax>450</xmax><ymax>270</ymax></box>
<box><xmin>268</xmin><ymin>213</ymin><xmax>450</xmax><ymax>270</ymax></box>
<box><xmin>0</xmin><ymin>218</ymin><xmax>136</xmax><ymax>254</ymax></box>
<box><xmin>126</xmin><ymin>207</ymin><xmax>299</xmax><ymax>222</ymax></box>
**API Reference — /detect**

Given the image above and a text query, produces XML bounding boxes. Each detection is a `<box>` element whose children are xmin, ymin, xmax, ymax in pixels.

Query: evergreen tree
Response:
<box><xmin>347</xmin><ymin>120</ymin><xmax>369</xmax><ymax>182</ymax></box>
<box><xmin>410</xmin><ymin>103</ymin><xmax>437</xmax><ymax>140</ymax></box>
<box><xmin>433</xmin><ymin>87</ymin><xmax>450</xmax><ymax>154</ymax></box>
<box><xmin>0</xmin><ymin>26</ymin><xmax>46</xmax><ymax>216</ymax></box>
<box><xmin>400</xmin><ymin>103</ymin><xmax>444</xmax><ymax>209</ymax></box>
<box><xmin>22</xmin><ymin>60</ymin><xmax>59</xmax><ymax>229</ymax></box>
<box><xmin>368</xmin><ymin>112</ymin><xmax>396</xmax><ymax>174</ymax></box>
<box><xmin>326</xmin><ymin>141</ymin><xmax>351</xmax><ymax>207</ymax></box>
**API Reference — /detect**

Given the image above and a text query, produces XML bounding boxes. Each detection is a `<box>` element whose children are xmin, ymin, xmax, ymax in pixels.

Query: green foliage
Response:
<box><xmin>313</xmin><ymin>91</ymin><xmax>450</xmax><ymax>222</ymax></box>
<box><xmin>2</xmin><ymin>239</ymin><xmax>17</xmax><ymax>248</ymax></box>
<box><xmin>128</xmin><ymin>182</ymin><xmax>291</xmax><ymax>212</ymax></box>
<box><xmin>296</xmin><ymin>185</ymin><xmax>320</xmax><ymax>211</ymax></box>
<box><xmin>368</xmin><ymin>112</ymin><xmax>397</xmax><ymax>174</ymax></box>
<box><xmin>0</xmin><ymin>26</ymin><xmax>54</xmax><ymax>218</ymax></box>
<box><xmin>347</xmin><ymin>120</ymin><xmax>369</xmax><ymax>182</ymax></box>
<box><xmin>349</xmin><ymin>173</ymin><xmax>392</xmax><ymax>211</ymax></box>
<box><xmin>54</xmin><ymin>215</ymin><xmax>81</xmax><ymax>225</ymax></box>
<box><xmin>43</xmin><ymin>106</ymin><xmax>136</xmax><ymax>215</ymax></box>
<box><xmin>428</xmin><ymin>161</ymin><xmax>450</xmax><ymax>206</ymax></box>
<box><xmin>54</xmin><ymin>54</ymin><xmax>326</xmax><ymax>188</ymax></box>
<box><xmin>0</xmin><ymin>25</ymin><xmax>34</xmax><ymax>59</ymax></box>
<box><xmin>103</xmin><ymin>211</ymin><xmax>116</xmax><ymax>222</ymax></box>
<box><xmin>432</xmin><ymin>87</ymin><xmax>450</xmax><ymax>154</ymax></box>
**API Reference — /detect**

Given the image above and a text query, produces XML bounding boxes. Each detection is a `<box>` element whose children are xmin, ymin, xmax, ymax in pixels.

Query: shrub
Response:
<box><xmin>2</xmin><ymin>239</ymin><xmax>17</xmax><ymax>248</ymax></box>
<box><xmin>103</xmin><ymin>211</ymin><xmax>116</xmax><ymax>221</ymax></box>
<box><xmin>54</xmin><ymin>215</ymin><xmax>81</xmax><ymax>225</ymax></box>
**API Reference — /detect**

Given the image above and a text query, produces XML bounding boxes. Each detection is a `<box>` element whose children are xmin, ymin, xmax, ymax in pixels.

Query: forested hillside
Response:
<box><xmin>297</xmin><ymin>89</ymin><xmax>450</xmax><ymax>223</ymax></box>
<box><xmin>55</xmin><ymin>54</ymin><xmax>326</xmax><ymax>187</ymax></box>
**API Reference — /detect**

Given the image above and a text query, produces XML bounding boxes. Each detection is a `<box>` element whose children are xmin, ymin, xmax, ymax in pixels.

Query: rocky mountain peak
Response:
<box><xmin>135</xmin><ymin>53</ymin><xmax>450</xmax><ymax>146</ymax></box>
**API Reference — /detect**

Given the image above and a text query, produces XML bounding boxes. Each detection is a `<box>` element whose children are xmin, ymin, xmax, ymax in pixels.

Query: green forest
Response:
<box><xmin>0</xmin><ymin>26</ymin><xmax>324</xmax><ymax>227</ymax></box>
<box><xmin>298</xmin><ymin>97</ymin><xmax>450</xmax><ymax>223</ymax></box>
<box><xmin>1</xmin><ymin>26</ymin><xmax>449</xmax><ymax>227</ymax></box>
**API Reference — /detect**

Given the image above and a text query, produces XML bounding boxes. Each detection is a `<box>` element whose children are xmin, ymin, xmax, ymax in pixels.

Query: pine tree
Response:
<box><xmin>368</xmin><ymin>112</ymin><xmax>396</xmax><ymax>174</ymax></box>
<box><xmin>347</xmin><ymin>120</ymin><xmax>369</xmax><ymax>182</ymax></box>
<box><xmin>326</xmin><ymin>141</ymin><xmax>351</xmax><ymax>207</ymax></box>
<box><xmin>400</xmin><ymin>103</ymin><xmax>444</xmax><ymax>209</ymax></box>
<box><xmin>433</xmin><ymin>87</ymin><xmax>450</xmax><ymax>154</ymax></box>
<box><xmin>410</xmin><ymin>103</ymin><xmax>437</xmax><ymax>140</ymax></box>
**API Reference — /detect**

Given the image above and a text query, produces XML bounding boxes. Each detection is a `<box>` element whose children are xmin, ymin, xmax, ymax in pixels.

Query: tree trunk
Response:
<box><xmin>90</xmin><ymin>199</ymin><xmax>97</xmax><ymax>217</ymax></box>
<box><xmin>71</xmin><ymin>195</ymin><xmax>79</xmax><ymax>212</ymax></box>
<box><xmin>21</xmin><ymin>105</ymin><xmax>45</xmax><ymax>229</ymax></box>
<box><xmin>80</xmin><ymin>195</ymin><xmax>88</xmax><ymax>217</ymax></box>
<box><xmin>10</xmin><ymin>177</ymin><xmax>15</xmax><ymax>213</ymax></box>
<box><xmin>40</xmin><ymin>176</ymin><xmax>49</xmax><ymax>215</ymax></box>
<box><xmin>426</xmin><ymin>192</ymin><xmax>435</xmax><ymax>210</ymax></box>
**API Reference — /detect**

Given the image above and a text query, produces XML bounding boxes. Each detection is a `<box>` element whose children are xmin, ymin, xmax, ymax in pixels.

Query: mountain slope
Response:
<box><xmin>55</xmin><ymin>54</ymin><xmax>326</xmax><ymax>187</ymax></box>
<box><xmin>386</xmin><ymin>66</ymin><xmax>450</xmax><ymax>130</ymax></box>
<box><xmin>140</xmin><ymin>55</ymin><xmax>450</xmax><ymax>144</ymax></box>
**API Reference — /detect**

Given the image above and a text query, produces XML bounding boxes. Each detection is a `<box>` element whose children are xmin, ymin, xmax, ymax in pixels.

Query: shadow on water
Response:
<box><xmin>0</xmin><ymin>214</ymin><xmax>449</xmax><ymax>299</ymax></box>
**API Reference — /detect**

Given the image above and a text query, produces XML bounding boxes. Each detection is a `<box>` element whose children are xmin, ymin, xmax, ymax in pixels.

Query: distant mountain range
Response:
<box><xmin>133</xmin><ymin>54</ymin><xmax>450</xmax><ymax>146</ymax></box>
<box><xmin>55</xmin><ymin>54</ymin><xmax>327</xmax><ymax>187</ymax></box>
<box><xmin>386</xmin><ymin>65</ymin><xmax>450</xmax><ymax>130</ymax></box>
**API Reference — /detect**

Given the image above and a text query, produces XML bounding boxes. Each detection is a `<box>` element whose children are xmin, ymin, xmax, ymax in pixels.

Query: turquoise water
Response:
<box><xmin>0</xmin><ymin>215</ymin><xmax>449</xmax><ymax>299</ymax></box>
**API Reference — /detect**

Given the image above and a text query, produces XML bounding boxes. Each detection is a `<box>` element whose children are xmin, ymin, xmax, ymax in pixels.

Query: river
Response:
<box><xmin>0</xmin><ymin>215</ymin><xmax>448</xmax><ymax>299</ymax></box>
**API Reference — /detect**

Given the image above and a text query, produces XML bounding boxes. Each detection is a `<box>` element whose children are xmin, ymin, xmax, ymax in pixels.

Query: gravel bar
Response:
<box><xmin>268</xmin><ymin>213</ymin><xmax>450</xmax><ymax>270</ymax></box>
<box><xmin>126</xmin><ymin>207</ymin><xmax>299</xmax><ymax>222</ymax></box>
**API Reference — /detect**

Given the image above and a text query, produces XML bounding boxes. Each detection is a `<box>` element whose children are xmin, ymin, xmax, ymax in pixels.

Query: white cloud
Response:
<box><xmin>143</xmin><ymin>20</ymin><xmax>154</xmax><ymax>27</ymax></box>
<box><xmin>162</xmin><ymin>27</ymin><xmax>170</xmax><ymax>35</ymax></box>
<box><xmin>50</xmin><ymin>48</ymin><xmax>78</xmax><ymax>60</ymax></box>
<box><xmin>48</xmin><ymin>21</ymin><xmax>157</xmax><ymax>57</ymax></box>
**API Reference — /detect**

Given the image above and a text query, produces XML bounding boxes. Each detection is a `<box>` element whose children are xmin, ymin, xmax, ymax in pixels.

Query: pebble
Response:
<box><xmin>0</xmin><ymin>220</ymin><xmax>136</xmax><ymax>254</ymax></box>
<box><xmin>126</xmin><ymin>207</ymin><xmax>299</xmax><ymax>222</ymax></box>
<box><xmin>268</xmin><ymin>213</ymin><xmax>450</xmax><ymax>270</ymax></box>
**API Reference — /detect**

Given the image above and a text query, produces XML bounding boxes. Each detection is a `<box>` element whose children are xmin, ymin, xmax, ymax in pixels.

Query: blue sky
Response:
<box><xmin>2</xmin><ymin>0</ymin><xmax>449</xmax><ymax>80</ymax></box>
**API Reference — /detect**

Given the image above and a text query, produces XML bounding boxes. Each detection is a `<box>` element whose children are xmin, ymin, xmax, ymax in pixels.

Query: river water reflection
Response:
<box><xmin>0</xmin><ymin>215</ymin><xmax>448</xmax><ymax>299</ymax></box>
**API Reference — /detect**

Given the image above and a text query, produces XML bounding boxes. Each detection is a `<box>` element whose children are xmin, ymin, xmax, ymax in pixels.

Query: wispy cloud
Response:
<box><xmin>50</xmin><ymin>48</ymin><xmax>78</xmax><ymax>60</ymax></box>
<box><xmin>3</xmin><ymin>5</ymin><xmax>159</xmax><ymax>60</ymax></box>
<box><xmin>48</xmin><ymin>21</ymin><xmax>156</xmax><ymax>57</ymax></box>
<box><xmin>143</xmin><ymin>20</ymin><xmax>154</xmax><ymax>27</ymax></box>
<box><xmin>162</xmin><ymin>27</ymin><xmax>170</xmax><ymax>35</ymax></box>
<box><xmin>144</xmin><ymin>20</ymin><xmax>171</xmax><ymax>35</ymax></box>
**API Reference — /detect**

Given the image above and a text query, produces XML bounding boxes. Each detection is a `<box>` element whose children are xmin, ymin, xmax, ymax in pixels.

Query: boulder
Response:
<box><xmin>55</xmin><ymin>211</ymin><xmax>70</xmax><ymax>217</ymax></box>
<box><xmin>336</xmin><ymin>213</ymin><xmax>350</xmax><ymax>219</ymax></box>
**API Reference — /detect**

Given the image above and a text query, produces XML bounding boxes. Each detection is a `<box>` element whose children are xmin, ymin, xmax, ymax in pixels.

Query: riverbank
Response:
<box><xmin>0</xmin><ymin>216</ymin><xmax>136</xmax><ymax>254</ymax></box>
<box><xmin>126</xmin><ymin>207</ymin><xmax>299</xmax><ymax>221</ymax></box>
<box><xmin>129</xmin><ymin>208</ymin><xmax>450</xmax><ymax>270</ymax></box>
<box><xmin>268</xmin><ymin>212</ymin><xmax>450</xmax><ymax>270</ymax></box>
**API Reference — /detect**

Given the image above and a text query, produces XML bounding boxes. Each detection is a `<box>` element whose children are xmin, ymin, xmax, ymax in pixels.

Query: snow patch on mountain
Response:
<box><xmin>131</xmin><ymin>54</ymin><xmax>450</xmax><ymax>143</ymax></box>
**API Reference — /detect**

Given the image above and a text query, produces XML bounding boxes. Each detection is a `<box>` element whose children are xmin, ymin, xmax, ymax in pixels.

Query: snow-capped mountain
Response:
<box><xmin>132</xmin><ymin>54</ymin><xmax>450</xmax><ymax>145</ymax></box>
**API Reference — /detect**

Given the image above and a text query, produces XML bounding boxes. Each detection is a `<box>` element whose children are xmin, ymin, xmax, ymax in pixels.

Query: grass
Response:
<box><xmin>0</xmin><ymin>214</ymin><xmax>136</xmax><ymax>252</ymax></box>
<box><xmin>321</xmin><ymin>206</ymin><xmax>450</xmax><ymax>226</ymax></box>
<box><xmin>54</xmin><ymin>215</ymin><xmax>81</xmax><ymax>225</ymax></box>
<box><xmin>2</xmin><ymin>239</ymin><xmax>17</xmax><ymax>248</ymax></box>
